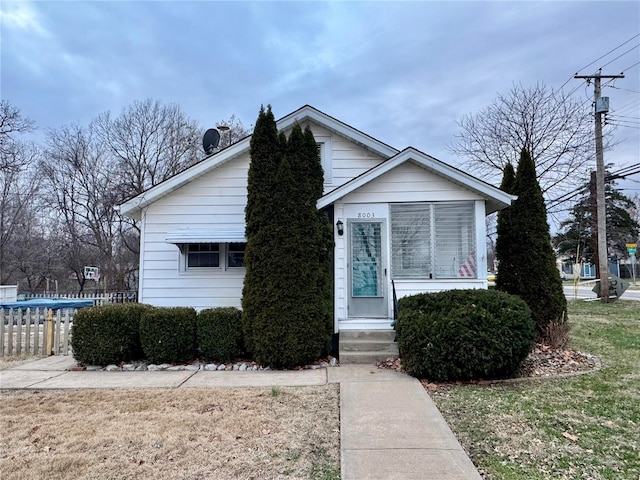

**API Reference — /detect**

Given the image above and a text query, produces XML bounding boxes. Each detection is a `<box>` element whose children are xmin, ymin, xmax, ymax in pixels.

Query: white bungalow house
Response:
<box><xmin>118</xmin><ymin>105</ymin><xmax>513</xmax><ymax>338</ymax></box>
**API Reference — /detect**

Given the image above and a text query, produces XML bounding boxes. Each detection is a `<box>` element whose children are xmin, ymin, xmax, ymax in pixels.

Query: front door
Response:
<box><xmin>347</xmin><ymin>220</ymin><xmax>387</xmax><ymax>317</ymax></box>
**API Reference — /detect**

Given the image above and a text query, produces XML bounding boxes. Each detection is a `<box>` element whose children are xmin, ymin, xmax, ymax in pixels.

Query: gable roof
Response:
<box><xmin>117</xmin><ymin>105</ymin><xmax>399</xmax><ymax>220</ymax></box>
<box><xmin>317</xmin><ymin>147</ymin><xmax>515</xmax><ymax>214</ymax></box>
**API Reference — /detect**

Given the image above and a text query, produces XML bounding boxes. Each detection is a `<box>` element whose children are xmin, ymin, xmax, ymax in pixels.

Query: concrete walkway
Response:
<box><xmin>0</xmin><ymin>357</ymin><xmax>481</xmax><ymax>479</ymax></box>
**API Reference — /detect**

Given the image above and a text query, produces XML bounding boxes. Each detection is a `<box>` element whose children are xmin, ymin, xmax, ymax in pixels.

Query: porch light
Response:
<box><xmin>336</xmin><ymin>220</ymin><xmax>344</xmax><ymax>236</ymax></box>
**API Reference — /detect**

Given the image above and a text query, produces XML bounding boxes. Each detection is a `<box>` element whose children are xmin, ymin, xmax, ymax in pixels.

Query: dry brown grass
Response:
<box><xmin>0</xmin><ymin>386</ymin><xmax>340</xmax><ymax>480</ymax></box>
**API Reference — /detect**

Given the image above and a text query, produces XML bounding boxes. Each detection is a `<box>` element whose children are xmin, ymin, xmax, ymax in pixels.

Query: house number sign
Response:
<box><xmin>357</xmin><ymin>212</ymin><xmax>375</xmax><ymax>219</ymax></box>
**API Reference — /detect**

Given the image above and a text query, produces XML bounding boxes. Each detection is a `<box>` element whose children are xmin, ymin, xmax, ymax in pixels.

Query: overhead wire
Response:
<box><xmin>599</xmin><ymin>43</ymin><xmax>640</xmax><ymax>69</ymax></box>
<box><xmin>545</xmin><ymin>163</ymin><xmax>640</xmax><ymax>211</ymax></box>
<box><xmin>620</xmin><ymin>60</ymin><xmax>640</xmax><ymax>72</ymax></box>
<box><xmin>609</xmin><ymin>85</ymin><xmax>640</xmax><ymax>94</ymax></box>
<box><xmin>557</xmin><ymin>33</ymin><xmax>640</xmax><ymax>91</ymax></box>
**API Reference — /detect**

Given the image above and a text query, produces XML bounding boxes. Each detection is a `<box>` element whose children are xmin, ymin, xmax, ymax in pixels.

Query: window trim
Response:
<box><xmin>179</xmin><ymin>242</ymin><xmax>246</xmax><ymax>273</ymax></box>
<box><xmin>316</xmin><ymin>136</ymin><xmax>332</xmax><ymax>184</ymax></box>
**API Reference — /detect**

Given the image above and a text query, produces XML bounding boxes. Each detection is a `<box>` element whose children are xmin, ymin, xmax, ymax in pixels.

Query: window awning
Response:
<box><xmin>165</xmin><ymin>229</ymin><xmax>246</xmax><ymax>244</ymax></box>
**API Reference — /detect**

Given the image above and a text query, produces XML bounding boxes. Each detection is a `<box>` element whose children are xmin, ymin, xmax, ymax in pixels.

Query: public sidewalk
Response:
<box><xmin>0</xmin><ymin>356</ymin><xmax>481</xmax><ymax>480</ymax></box>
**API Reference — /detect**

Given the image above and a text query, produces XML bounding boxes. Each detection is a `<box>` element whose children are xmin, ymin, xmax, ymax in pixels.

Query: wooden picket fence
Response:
<box><xmin>1</xmin><ymin>308</ymin><xmax>75</xmax><ymax>357</ymax></box>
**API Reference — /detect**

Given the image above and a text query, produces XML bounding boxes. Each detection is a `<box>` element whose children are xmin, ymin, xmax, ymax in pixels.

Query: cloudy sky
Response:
<box><xmin>2</xmin><ymin>1</ymin><xmax>639</xmax><ymax>222</ymax></box>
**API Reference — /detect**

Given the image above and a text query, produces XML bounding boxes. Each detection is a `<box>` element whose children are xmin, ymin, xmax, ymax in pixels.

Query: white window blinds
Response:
<box><xmin>391</xmin><ymin>202</ymin><xmax>476</xmax><ymax>279</ymax></box>
<box><xmin>391</xmin><ymin>204</ymin><xmax>432</xmax><ymax>278</ymax></box>
<box><xmin>434</xmin><ymin>203</ymin><xmax>476</xmax><ymax>278</ymax></box>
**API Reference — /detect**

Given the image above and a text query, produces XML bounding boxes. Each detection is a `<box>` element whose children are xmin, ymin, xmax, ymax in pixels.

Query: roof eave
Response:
<box><xmin>117</xmin><ymin>139</ymin><xmax>250</xmax><ymax>218</ymax></box>
<box><xmin>318</xmin><ymin>148</ymin><xmax>515</xmax><ymax>213</ymax></box>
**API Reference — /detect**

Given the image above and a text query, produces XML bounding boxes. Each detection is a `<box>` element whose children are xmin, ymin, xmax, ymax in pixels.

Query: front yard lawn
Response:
<box><xmin>431</xmin><ymin>300</ymin><xmax>639</xmax><ymax>479</ymax></box>
<box><xmin>0</xmin><ymin>385</ymin><xmax>340</xmax><ymax>480</ymax></box>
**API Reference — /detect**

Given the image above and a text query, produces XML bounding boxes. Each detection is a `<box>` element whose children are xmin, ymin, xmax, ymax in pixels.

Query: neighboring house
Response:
<box><xmin>118</xmin><ymin>105</ymin><xmax>514</xmax><ymax>333</ymax></box>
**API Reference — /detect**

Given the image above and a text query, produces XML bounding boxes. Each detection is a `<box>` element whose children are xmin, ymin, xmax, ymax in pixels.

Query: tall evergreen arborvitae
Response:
<box><xmin>242</xmin><ymin>106</ymin><xmax>281</xmax><ymax>353</ymax></box>
<box><xmin>304</xmin><ymin>125</ymin><xmax>334</xmax><ymax>350</ymax></box>
<box><xmin>497</xmin><ymin>149</ymin><xmax>567</xmax><ymax>340</ymax></box>
<box><xmin>242</xmin><ymin>115</ymin><xmax>332</xmax><ymax>367</ymax></box>
<box><xmin>495</xmin><ymin>163</ymin><xmax>517</xmax><ymax>292</ymax></box>
<box><xmin>245</xmin><ymin>105</ymin><xmax>280</xmax><ymax>238</ymax></box>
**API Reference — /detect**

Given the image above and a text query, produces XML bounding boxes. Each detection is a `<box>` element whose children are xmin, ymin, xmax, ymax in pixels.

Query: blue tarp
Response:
<box><xmin>0</xmin><ymin>298</ymin><xmax>95</xmax><ymax>310</ymax></box>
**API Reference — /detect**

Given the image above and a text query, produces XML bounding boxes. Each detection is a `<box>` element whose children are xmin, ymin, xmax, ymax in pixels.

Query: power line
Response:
<box><xmin>608</xmin><ymin>117</ymin><xmax>640</xmax><ymax>125</ymax></box>
<box><xmin>606</xmin><ymin>122</ymin><xmax>640</xmax><ymax>130</ymax></box>
<box><xmin>600</xmin><ymin>43</ymin><xmax>640</xmax><ymax>69</ymax></box>
<box><xmin>558</xmin><ymin>34</ymin><xmax>640</xmax><ymax>91</ymax></box>
<box><xmin>546</xmin><ymin>163</ymin><xmax>640</xmax><ymax>210</ymax></box>
<box><xmin>611</xmin><ymin>100</ymin><xmax>640</xmax><ymax>117</ymax></box>
<box><xmin>620</xmin><ymin>60</ymin><xmax>640</xmax><ymax>72</ymax></box>
<box><xmin>608</xmin><ymin>85</ymin><xmax>640</xmax><ymax>94</ymax></box>
<box><xmin>575</xmin><ymin>34</ymin><xmax>640</xmax><ymax>73</ymax></box>
<box><xmin>608</xmin><ymin>114</ymin><xmax>640</xmax><ymax>121</ymax></box>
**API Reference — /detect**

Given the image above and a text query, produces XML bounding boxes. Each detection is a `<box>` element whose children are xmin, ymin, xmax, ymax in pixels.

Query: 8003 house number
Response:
<box><xmin>357</xmin><ymin>212</ymin><xmax>375</xmax><ymax>218</ymax></box>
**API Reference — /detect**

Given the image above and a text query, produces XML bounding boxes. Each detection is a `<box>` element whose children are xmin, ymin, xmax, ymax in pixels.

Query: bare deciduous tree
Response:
<box><xmin>215</xmin><ymin>114</ymin><xmax>251</xmax><ymax>149</ymax></box>
<box><xmin>92</xmin><ymin>98</ymin><xmax>203</xmax><ymax>201</ymax></box>
<box><xmin>0</xmin><ymin>100</ymin><xmax>35</xmax><ymax>165</ymax></box>
<box><xmin>448</xmin><ymin>83</ymin><xmax>596</xmax><ymax>208</ymax></box>
<box><xmin>9</xmin><ymin>98</ymin><xmax>248</xmax><ymax>293</ymax></box>
<box><xmin>0</xmin><ymin>101</ymin><xmax>42</xmax><ymax>285</ymax></box>
<box><xmin>41</xmin><ymin>124</ymin><xmax>120</xmax><ymax>292</ymax></box>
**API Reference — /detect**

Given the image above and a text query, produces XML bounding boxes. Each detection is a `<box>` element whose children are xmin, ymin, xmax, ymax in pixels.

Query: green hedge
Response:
<box><xmin>397</xmin><ymin>289</ymin><xmax>534</xmax><ymax>381</ymax></box>
<box><xmin>139</xmin><ymin>307</ymin><xmax>197</xmax><ymax>364</ymax></box>
<box><xmin>71</xmin><ymin>304</ymin><xmax>152</xmax><ymax>366</ymax></box>
<box><xmin>197</xmin><ymin>307</ymin><xmax>243</xmax><ymax>363</ymax></box>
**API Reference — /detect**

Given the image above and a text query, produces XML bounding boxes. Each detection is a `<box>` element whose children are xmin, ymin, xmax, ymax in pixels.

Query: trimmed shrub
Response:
<box><xmin>71</xmin><ymin>303</ymin><xmax>152</xmax><ymax>366</ymax></box>
<box><xmin>197</xmin><ymin>307</ymin><xmax>243</xmax><ymax>363</ymax></box>
<box><xmin>139</xmin><ymin>307</ymin><xmax>197</xmax><ymax>364</ymax></box>
<box><xmin>397</xmin><ymin>289</ymin><xmax>534</xmax><ymax>381</ymax></box>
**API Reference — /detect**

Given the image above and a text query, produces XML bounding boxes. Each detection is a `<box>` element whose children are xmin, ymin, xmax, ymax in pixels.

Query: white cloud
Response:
<box><xmin>0</xmin><ymin>0</ymin><xmax>47</xmax><ymax>35</ymax></box>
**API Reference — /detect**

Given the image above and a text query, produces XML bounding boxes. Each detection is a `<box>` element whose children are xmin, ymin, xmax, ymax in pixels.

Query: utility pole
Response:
<box><xmin>575</xmin><ymin>69</ymin><xmax>624</xmax><ymax>302</ymax></box>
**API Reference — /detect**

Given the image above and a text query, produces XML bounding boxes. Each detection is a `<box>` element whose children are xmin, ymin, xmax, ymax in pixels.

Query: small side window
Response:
<box><xmin>227</xmin><ymin>243</ymin><xmax>246</xmax><ymax>268</ymax></box>
<box><xmin>316</xmin><ymin>136</ymin><xmax>332</xmax><ymax>184</ymax></box>
<box><xmin>187</xmin><ymin>243</ymin><xmax>220</xmax><ymax>268</ymax></box>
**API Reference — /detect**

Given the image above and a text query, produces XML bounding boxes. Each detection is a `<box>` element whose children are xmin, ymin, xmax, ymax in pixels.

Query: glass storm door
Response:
<box><xmin>348</xmin><ymin>220</ymin><xmax>387</xmax><ymax>317</ymax></box>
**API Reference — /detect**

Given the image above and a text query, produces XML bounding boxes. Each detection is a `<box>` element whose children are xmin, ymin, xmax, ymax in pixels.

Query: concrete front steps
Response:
<box><xmin>339</xmin><ymin>330</ymin><xmax>399</xmax><ymax>364</ymax></box>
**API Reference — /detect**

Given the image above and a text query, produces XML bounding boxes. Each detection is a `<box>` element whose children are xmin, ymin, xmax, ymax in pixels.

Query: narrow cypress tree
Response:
<box><xmin>242</xmin><ymin>106</ymin><xmax>281</xmax><ymax>353</ymax></box>
<box><xmin>304</xmin><ymin>126</ymin><xmax>334</xmax><ymax>349</ymax></box>
<box><xmin>245</xmin><ymin>105</ymin><xmax>279</xmax><ymax>237</ymax></box>
<box><xmin>498</xmin><ymin>149</ymin><xmax>567</xmax><ymax>340</ymax></box>
<box><xmin>242</xmin><ymin>117</ymin><xmax>332</xmax><ymax>367</ymax></box>
<box><xmin>495</xmin><ymin>163</ymin><xmax>518</xmax><ymax>292</ymax></box>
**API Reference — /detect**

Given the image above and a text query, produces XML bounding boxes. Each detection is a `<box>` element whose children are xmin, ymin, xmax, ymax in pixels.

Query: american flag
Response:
<box><xmin>458</xmin><ymin>252</ymin><xmax>477</xmax><ymax>277</ymax></box>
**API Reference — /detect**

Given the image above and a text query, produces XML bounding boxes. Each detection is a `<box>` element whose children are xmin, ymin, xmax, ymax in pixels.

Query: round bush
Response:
<box><xmin>397</xmin><ymin>289</ymin><xmax>534</xmax><ymax>381</ymax></box>
<box><xmin>71</xmin><ymin>304</ymin><xmax>152</xmax><ymax>366</ymax></box>
<box><xmin>197</xmin><ymin>307</ymin><xmax>244</xmax><ymax>363</ymax></box>
<box><xmin>139</xmin><ymin>307</ymin><xmax>197</xmax><ymax>364</ymax></box>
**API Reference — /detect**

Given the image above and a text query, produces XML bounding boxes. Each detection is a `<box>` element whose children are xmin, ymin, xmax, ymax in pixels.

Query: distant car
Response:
<box><xmin>487</xmin><ymin>271</ymin><xmax>497</xmax><ymax>282</ymax></box>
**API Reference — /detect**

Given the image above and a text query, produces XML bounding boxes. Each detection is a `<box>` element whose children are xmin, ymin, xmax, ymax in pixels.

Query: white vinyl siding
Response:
<box><xmin>390</xmin><ymin>202</ymin><xmax>476</xmax><ymax>279</ymax></box>
<box><xmin>299</xmin><ymin>122</ymin><xmax>384</xmax><ymax>193</ymax></box>
<box><xmin>137</xmin><ymin>121</ymin><xmax>387</xmax><ymax>310</ymax></box>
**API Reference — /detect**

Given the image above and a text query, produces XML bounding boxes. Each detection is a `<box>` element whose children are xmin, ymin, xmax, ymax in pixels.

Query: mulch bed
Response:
<box><xmin>377</xmin><ymin>344</ymin><xmax>601</xmax><ymax>390</ymax></box>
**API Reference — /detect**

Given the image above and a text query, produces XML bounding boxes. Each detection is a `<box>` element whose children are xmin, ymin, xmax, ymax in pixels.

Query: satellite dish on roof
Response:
<box><xmin>202</xmin><ymin>128</ymin><xmax>220</xmax><ymax>154</ymax></box>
